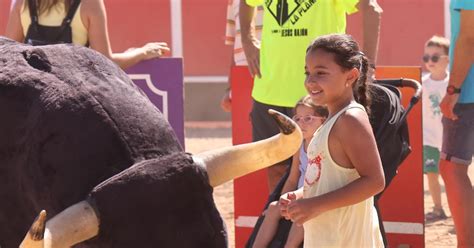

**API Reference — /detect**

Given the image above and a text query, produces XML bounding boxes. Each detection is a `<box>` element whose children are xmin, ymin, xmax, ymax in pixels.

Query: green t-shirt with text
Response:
<box><xmin>248</xmin><ymin>0</ymin><xmax>359</xmax><ymax>107</ymax></box>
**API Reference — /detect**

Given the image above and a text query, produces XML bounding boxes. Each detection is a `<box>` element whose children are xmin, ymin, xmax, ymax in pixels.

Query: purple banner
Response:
<box><xmin>126</xmin><ymin>58</ymin><xmax>184</xmax><ymax>147</ymax></box>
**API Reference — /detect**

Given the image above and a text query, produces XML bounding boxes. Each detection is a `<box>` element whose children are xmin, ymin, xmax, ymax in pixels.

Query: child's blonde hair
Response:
<box><xmin>425</xmin><ymin>35</ymin><xmax>450</xmax><ymax>55</ymax></box>
<box><xmin>295</xmin><ymin>95</ymin><xmax>328</xmax><ymax>118</ymax></box>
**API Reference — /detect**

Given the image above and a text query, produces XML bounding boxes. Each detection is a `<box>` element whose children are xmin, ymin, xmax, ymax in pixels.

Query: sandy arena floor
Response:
<box><xmin>185</xmin><ymin>122</ymin><xmax>473</xmax><ymax>248</ymax></box>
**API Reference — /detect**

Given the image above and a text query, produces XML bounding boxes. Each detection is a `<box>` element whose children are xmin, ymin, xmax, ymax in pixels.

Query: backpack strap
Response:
<box><xmin>50</xmin><ymin>0</ymin><xmax>81</xmax><ymax>42</ymax></box>
<box><xmin>67</xmin><ymin>0</ymin><xmax>89</xmax><ymax>46</ymax></box>
<box><xmin>27</xmin><ymin>0</ymin><xmax>39</xmax><ymax>25</ymax></box>
<box><xmin>61</xmin><ymin>0</ymin><xmax>82</xmax><ymax>27</ymax></box>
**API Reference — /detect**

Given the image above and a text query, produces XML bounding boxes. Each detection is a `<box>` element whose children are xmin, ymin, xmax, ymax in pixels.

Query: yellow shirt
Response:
<box><xmin>20</xmin><ymin>0</ymin><xmax>88</xmax><ymax>46</ymax></box>
<box><xmin>247</xmin><ymin>0</ymin><xmax>359</xmax><ymax>107</ymax></box>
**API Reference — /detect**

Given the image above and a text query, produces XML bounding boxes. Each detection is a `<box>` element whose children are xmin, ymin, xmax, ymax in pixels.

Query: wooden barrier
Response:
<box><xmin>126</xmin><ymin>58</ymin><xmax>185</xmax><ymax>147</ymax></box>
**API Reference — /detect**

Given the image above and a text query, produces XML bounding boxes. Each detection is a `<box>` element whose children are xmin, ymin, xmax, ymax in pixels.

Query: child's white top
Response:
<box><xmin>303</xmin><ymin>102</ymin><xmax>384</xmax><ymax>248</ymax></box>
<box><xmin>298</xmin><ymin>144</ymin><xmax>308</xmax><ymax>188</ymax></box>
<box><xmin>422</xmin><ymin>73</ymin><xmax>449</xmax><ymax>149</ymax></box>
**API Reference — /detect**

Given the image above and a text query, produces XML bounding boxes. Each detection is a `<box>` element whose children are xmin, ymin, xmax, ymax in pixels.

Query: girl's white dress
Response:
<box><xmin>303</xmin><ymin>102</ymin><xmax>384</xmax><ymax>248</ymax></box>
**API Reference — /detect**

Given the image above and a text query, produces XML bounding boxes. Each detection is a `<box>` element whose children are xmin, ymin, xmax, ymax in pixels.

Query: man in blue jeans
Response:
<box><xmin>439</xmin><ymin>0</ymin><xmax>474</xmax><ymax>246</ymax></box>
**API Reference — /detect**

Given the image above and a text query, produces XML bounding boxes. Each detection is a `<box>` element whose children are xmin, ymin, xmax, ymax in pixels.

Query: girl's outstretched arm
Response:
<box><xmin>85</xmin><ymin>0</ymin><xmax>169</xmax><ymax>69</ymax></box>
<box><xmin>286</xmin><ymin>108</ymin><xmax>385</xmax><ymax>225</ymax></box>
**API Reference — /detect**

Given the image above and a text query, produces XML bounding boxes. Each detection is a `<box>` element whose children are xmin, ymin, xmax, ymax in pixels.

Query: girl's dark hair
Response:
<box><xmin>295</xmin><ymin>95</ymin><xmax>329</xmax><ymax>118</ymax></box>
<box><xmin>306</xmin><ymin>34</ymin><xmax>372</xmax><ymax>115</ymax></box>
<box><xmin>25</xmin><ymin>0</ymin><xmax>74</xmax><ymax>15</ymax></box>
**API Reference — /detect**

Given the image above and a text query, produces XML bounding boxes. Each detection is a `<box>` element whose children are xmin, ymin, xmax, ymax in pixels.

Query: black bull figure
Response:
<box><xmin>0</xmin><ymin>37</ymin><xmax>302</xmax><ymax>248</ymax></box>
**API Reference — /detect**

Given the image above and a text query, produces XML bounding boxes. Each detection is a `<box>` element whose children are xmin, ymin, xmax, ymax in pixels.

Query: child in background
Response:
<box><xmin>422</xmin><ymin>35</ymin><xmax>450</xmax><ymax>222</ymax></box>
<box><xmin>280</xmin><ymin>34</ymin><xmax>385</xmax><ymax>247</ymax></box>
<box><xmin>252</xmin><ymin>95</ymin><xmax>328</xmax><ymax>248</ymax></box>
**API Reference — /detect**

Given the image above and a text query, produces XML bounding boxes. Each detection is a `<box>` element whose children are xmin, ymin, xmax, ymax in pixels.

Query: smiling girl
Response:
<box><xmin>280</xmin><ymin>34</ymin><xmax>385</xmax><ymax>247</ymax></box>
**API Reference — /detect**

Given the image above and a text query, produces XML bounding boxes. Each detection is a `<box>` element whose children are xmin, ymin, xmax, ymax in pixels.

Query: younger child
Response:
<box><xmin>280</xmin><ymin>34</ymin><xmax>385</xmax><ymax>247</ymax></box>
<box><xmin>252</xmin><ymin>95</ymin><xmax>328</xmax><ymax>248</ymax></box>
<box><xmin>422</xmin><ymin>35</ymin><xmax>450</xmax><ymax>221</ymax></box>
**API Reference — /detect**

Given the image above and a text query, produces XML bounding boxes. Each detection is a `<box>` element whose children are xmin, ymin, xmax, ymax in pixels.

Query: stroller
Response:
<box><xmin>245</xmin><ymin>78</ymin><xmax>422</xmax><ymax>248</ymax></box>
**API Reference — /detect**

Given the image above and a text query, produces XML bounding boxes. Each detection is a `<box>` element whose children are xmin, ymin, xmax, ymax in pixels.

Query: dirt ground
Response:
<box><xmin>422</xmin><ymin>166</ymin><xmax>474</xmax><ymax>247</ymax></box>
<box><xmin>185</xmin><ymin>122</ymin><xmax>472</xmax><ymax>248</ymax></box>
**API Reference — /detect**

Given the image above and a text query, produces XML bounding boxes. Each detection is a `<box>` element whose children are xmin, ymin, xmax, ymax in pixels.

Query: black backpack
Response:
<box><xmin>370</xmin><ymin>80</ymin><xmax>412</xmax><ymax>197</ymax></box>
<box><xmin>24</xmin><ymin>0</ymin><xmax>82</xmax><ymax>46</ymax></box>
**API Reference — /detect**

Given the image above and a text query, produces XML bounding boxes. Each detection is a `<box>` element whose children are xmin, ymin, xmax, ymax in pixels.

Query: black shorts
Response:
<box><xmin>441</xmin><ymin>103</ymin><xmax>474</xmax><ymax>165</ymax></box>
<box><xmin>250</xmin><ymin>99</ymin><xmax>294</xmax><ymax>166</ymax></box>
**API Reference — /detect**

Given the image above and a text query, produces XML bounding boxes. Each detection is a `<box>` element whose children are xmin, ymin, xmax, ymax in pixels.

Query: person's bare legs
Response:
<box><xmin>284</xmin><ymin>223</ymin><xmax>304</xmax><ymax>248</ymax></box>
<box><xmin>253</xmin><ymin>201</ymin><xmax>282</xmax><ymax>248</ymax></box>
<box><xmin>267</xmin><ymin>163</ymin><xmax>288</xmax><ymax>193</ymax></box>
<box><xmin>439</xmin><ymin>159</ymin><xmax>474</xmax><ymax>247</ymax></box>
<box><xmin>427</xmin><ymin>172</ymin><xmax>443</xmax><ymax>209</ymax></box>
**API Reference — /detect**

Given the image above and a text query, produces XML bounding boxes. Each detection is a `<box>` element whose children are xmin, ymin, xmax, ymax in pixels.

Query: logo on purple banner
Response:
<box><xmin>126</xmin><ymin>58</ymin><xmax>184</xmax><ymax>147</ymax></box>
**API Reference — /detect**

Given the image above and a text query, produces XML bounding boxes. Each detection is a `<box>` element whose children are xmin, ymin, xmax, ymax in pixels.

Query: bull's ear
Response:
<box><xmin>194</xmin><ymin>109</ymin><xmax>302</xmax><ymax>187</ymax></box>
<box><xmin>20</xmin><ymin>210</ymin><xmax>47</xmax><ymax>248</ymax></box>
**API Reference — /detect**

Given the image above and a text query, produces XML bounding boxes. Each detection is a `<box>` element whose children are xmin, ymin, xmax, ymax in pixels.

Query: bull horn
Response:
<box><xmin>20</xmin><ymin>201</ymin><xmax>99</xmax><ymax>248</ymax></box>
<box><xmin>20</xmin><ymin>210</ymin><xmax>47</xmax><ymax>248</ymax></box>
<box><xmin>194</xmin><ymin>109</ymin><xmax>302</xmax><ymax>187</ymax></box>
